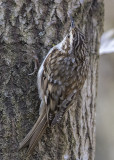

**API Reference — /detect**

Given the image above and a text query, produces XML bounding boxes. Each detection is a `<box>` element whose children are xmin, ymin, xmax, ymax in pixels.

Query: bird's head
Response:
<box><xmin>67</xmin><ymin>17</ymin><xmax>85</xmax><ymax>50</ymax></box>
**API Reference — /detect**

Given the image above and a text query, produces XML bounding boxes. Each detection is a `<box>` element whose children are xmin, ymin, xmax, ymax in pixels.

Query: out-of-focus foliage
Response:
<box><xmin>99</xmin><ymin>29</ymin><xmax>114</xmax><ymax>54</ymax></box>
<box><xmin>96</xmin><ymin>0</ymin><xmax>114</xmax><ymax>160</ymax></box>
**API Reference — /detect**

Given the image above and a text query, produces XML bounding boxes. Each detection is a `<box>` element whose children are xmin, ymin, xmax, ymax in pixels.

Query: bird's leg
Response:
<box><xmin>28</xmin><ymin>54</ymin><xmax>39</xmax><ymax>76</ymax></box>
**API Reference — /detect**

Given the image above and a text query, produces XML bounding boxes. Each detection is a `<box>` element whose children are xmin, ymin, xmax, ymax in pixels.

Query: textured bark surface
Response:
<box><xmin>0</xmin><ymin>0</ymin><xmax>104</xmax><ymax>160</ymax></box>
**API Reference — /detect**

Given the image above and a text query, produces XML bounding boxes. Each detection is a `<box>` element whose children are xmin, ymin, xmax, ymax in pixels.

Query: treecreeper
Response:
<box><xmin>19</xmin><ymin>18</ymin><xmax>89</xmax><ymax>156</ymax></box>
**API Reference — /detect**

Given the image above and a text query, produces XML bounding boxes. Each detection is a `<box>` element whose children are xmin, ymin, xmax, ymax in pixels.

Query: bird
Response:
<box><xmin>19</xmin><ymin>17</ymin><xmax>89</xmax><ymax>156</ymax></box>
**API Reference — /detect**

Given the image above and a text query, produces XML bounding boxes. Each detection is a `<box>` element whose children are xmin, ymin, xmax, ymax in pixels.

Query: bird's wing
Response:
<box><xmin>42</xmin><ymin>47</ymin><xmax>78</xmax><ymax>124</ymax></box>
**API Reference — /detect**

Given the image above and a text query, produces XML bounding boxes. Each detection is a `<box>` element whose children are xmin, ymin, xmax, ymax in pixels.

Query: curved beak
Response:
<box><xmin>70</xmin><ymin>15</ymin><xmax>75</xmax><ymax>28</ymax></box>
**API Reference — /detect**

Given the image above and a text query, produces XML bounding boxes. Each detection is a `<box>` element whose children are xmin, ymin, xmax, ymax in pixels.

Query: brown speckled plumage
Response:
<box><xmin>19</xmin><ymin>25</ymin><xmax>89</xmax><ymax>156</ymax></box>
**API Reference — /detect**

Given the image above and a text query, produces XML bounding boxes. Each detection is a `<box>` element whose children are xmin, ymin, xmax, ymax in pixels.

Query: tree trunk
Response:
<box><xmin>0</xmin><ymin>0</ymin><xmax>104</xmax><ymax>160</ymax></box>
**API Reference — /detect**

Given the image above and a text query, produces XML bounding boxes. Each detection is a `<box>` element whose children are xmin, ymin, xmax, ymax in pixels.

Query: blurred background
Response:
<box><xmin>96</xmin><ymin>0</ymin><xmax>114</xmax><ymax>160</ymax></box>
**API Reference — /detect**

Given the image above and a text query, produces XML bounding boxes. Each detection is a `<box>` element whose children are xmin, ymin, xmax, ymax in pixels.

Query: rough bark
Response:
<box><xmin>0</xmin><ymin>0</ymin><xmax>104</xmax><ymax>160</ymax></box>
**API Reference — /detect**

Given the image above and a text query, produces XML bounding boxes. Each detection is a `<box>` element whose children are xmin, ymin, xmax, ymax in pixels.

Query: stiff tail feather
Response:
<box><xmin>26</xmin><ymin>114</ymin><xmax>47</xmax><ymax>156</ymax></box>
<box><xmin>19</xmin><ymin>107</ymin><xmax>46</xmax><ymax>151</ymax></box>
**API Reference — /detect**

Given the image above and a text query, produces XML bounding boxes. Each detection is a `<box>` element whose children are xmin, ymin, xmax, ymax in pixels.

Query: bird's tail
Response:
<box><xmin>27</xmin><ymin>114</ymin><xmax>47</xmax><ymax>155</ymax></box>
<box><xmin>19</xmin><ymin>109</ymin><xmax>48</xmax><ymax>155</ymax></box>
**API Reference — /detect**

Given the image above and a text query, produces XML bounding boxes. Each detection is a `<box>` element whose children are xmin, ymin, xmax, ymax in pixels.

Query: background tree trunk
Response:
<box><xmin>0</xmin><ymin>0</ymin><xmax>104</xmax><ymax>160</ymax></box>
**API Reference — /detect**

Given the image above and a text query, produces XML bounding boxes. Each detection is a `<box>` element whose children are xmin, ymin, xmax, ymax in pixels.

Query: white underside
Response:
<box><xmin>37</xmin><ymin>35</ymin><xmax>67</xmax><ymax>100</ymax></box>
